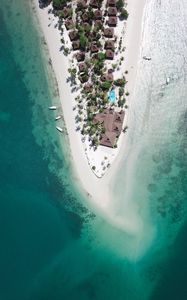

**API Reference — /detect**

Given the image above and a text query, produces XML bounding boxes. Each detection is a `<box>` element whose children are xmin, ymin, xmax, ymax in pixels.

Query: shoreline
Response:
<box><xmin>32</xmin><ymin>0</ymin><xmax>147</xmax><ymax>220</ymax></box>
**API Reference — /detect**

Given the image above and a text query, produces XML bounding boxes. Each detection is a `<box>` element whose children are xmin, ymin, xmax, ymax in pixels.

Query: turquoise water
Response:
<box><xmin>0</xmin><ymin>0</ymin><xmax>187</xmax><ymax>299</ymax></box>
<box><xmin>108</xmin><ymin>89</ymin><xmax>116</xmax><ymax>103</ymax></box>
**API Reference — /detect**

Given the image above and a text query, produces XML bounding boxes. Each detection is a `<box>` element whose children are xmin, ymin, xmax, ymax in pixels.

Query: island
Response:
<box><xmin>33</xmin><ymin>0</ymin><xmax>146</xmax><ymax>209</ymax></box>
<box><xmin>37</xmin><ymin>0</ymin><xmax>131</xmax><ymax>177</ymax></box>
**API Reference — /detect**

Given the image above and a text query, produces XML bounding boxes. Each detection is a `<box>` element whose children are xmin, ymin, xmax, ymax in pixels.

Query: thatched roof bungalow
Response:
<box><xmin>65</xmin><ymin>19</ymin><xmax>74</xmax><ymax>30</ymax></box>
<box><xmin>107</xmin><ymin>0</ymin><xmax>116</xmax><ymax>7</ymax></box>
<box><xmin>104</xmin><ymin>27</ymin><xmax>114</xmax><ymax>38</ymax></box>
<box><xmin>105</xmin><ymin>49</ymin><xmax>114</xmax><ymax>59</ymax></box>
<box><xmin>69</xmin><ymin>30</ymin><xmax>78</xmax><ymax>41</ymax></box>
<box><xmin>84</xmin><ymin>83</ymin><xmax>93</xmax><ymax>92</ymax></box>
<box><xmin>82</xmin><ymin>12</ymin><xmax>89</xmax><ymax>22</ymax></box>
<box><xmin>76</xmin><ymin>52</ymin><xmax>85</xmax><ymax>62</ymax></box>
<box><xmin>90</xmin><ymin>43</ymin><xmax>99</xmax><ymax>53</ymax></box>
<box><xmin>108</xmin><ymin>7</ymin><xmax>117</xmax><ymax>16</ymax></box>
<box><xmin>78</xmin><ymin>62</ymin><xmax>86</xmax><ymax>72</ymax></box>
<box><xmin>101</xmin><ymin>73</ymin><xmax>114</xmax><ymax>81</ymax></box>
<box><xmin>104</xmin><ymin>40</ymin><xmax>115</xmax><ymax>50</ymax></box>
<box><xmin>72</xmin><ymin>40</ymin><xmax>80</xmax><ymax>50</ymax></box>
<box><xmin>81</xmin><ymin>22</ymin><xmax>91</xmax><ymax>32</ymax></box>
<box><xmin>108</xmin><ymin>16</ymin><xmax>117</xmax><ymax>27</ymax></box>
<box><xmin>94</xmin><ymin>9</ymin><xmax>102</xmax><ymax>19</ymax></box>
<box><xmin>77</xmin><ymin>0</ymin><xmax>87</xmax><ymax>9</ymax></box>
<box><xmin>90</xmin><ymin>0</ymin><xmax>100</xmax><ymax>8</ymax></box>
<box><xmin>94</xmin><ymin>20</ymin><xmax>103</xmax><ymax>29</ymax></box>
<box><xmin>62</xmin><ymin>7</ymin><xmax>72</xmax><ymax>19</ymax></box>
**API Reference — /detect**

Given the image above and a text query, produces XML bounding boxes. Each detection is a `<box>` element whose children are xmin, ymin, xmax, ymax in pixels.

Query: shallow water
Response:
<box><xmin>0</xmin><ymin>0</ymin><xmax>187</xmax><ymax>299</ymax></box>
<box><xmin>112</xmin><ymin>0</ymin><xmax>187</xmax><ymax>295</ymax></box>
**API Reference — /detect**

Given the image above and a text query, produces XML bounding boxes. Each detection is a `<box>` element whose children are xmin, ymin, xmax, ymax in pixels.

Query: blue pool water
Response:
<box><xmin>108</xmin><ymin>89</ymin><xmax>116</xmax><ymax>103</ymax></box>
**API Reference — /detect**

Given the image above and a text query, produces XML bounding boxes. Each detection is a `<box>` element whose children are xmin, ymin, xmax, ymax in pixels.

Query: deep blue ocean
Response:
<box><xmin>0</xmin><ymin>0</ymin><xmax>186</xmax><ymax>299</ymax></box>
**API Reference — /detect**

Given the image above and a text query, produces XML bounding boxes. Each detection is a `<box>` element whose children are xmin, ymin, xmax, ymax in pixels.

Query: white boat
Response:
<box><xmin>55</xmin><ymin>115</ymin><xmax>62</xmax><ymax>121</ymax></box>
<box><xmin>166</xmin><ymin>77</ymin><xmax>170</xmax><ymax>85</ymax></box>
<box><xmin>56</xmin><ymin>126</ymin><xmax>63</xmax><ymax>133</ymax></box>
<box><xmin>48</xmin><ymin>106</ymin><xmax>57</xmax><ymax>110</ymax></box>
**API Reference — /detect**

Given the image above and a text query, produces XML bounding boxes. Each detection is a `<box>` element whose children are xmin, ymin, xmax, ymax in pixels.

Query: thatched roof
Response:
<box><xmin>68</xmin><ymin>30</ymin><xmax>78</xmax><ymax>41</ymax></box>
<box><xmin>62</xmin><ymin>7</ymin><xmax>72</xmax><ymax>18</ymax></box>
<box><xmin>90</xmin><ymin>0</ymin><xmax>100</xmax><ymax>8</ymax></box>
<box><xmin>114</xmin><ymin>110</ymin><xmax>125</xmax><ymax>123</ymax></box>
<box><xmin>100</xmin><ymin>132</ymin><xmax>116</xmax><ymax>148</ymax></box>
<box><xmin>77</xmin><ymin>0</ymin><xmax>87</xmax><ymax>9</ymax></box>
<box><xmin>101</xmin><ymin>73</ymin><xmax>114</xmax><ymax>81</ymax></box>
<box><xmin>81</xmin><ymin>22</ymin><xmax>90</xmax><ymax>31</ymax></box>
<box><xmin>65</xmin><ymin>19</ymin><xmax>74</xmax><ymax>30</ymax></box>
<box><xmin>104</xmin><ymin>40</ymin><xmax>115</xmax><ymax>50</ymax></box>
<box><xmin>72</xmin><ymin>40</ymin><xmax>80</xmax><ymax>50</ymax></box>
<box><xmin>107</xmin><ymin>0</ymin><xmax>116</xmax><ymax>7</ymax></box>
<box><xmin>94</xmin><ymin>109</ymin><xmax>125</xmax><ymax>148</ymax></box>
<box><xmin>94</xmin><ymin>20</ymin><xmax>103</xmax><ymax>28</ymax></box>
<box><xmin>94</xmin><ymin>9</ymin><xmax>102</xmax><ymax>19</ymax></box>
<box><xmin>108</xmin><ymin>16</ymin><xmax>117</xmax><ymax>27</ymax></box>
<box><xmin>104</xmin><ymin>27</ymin><xmax>114</xmax><ymax>38</ymax></box>
<box><xmin>82</xmin><ymin>12</ymin><xmax>89</xmax><ymax>22</ymax></box>
<box><xmin>84</xmin><ymin>83</ymin><xmax>93</xmax><ymax>92</ymax></box>
<box><xmin>78</xmin><ymin>62</ymin><xmax>86</xmax><ymax>72</ymax></box>
<box><xmin>105</xmin><ymin>49</ymin><xmax>114</xmax><ymax>59</ymax></box>
<box><xmin>108</xmin><ymin>7</ymin><xmax>117</xmax><ymax>16</ymax></box>
<box><xmin>90</xmin><ymin>43</ymin><xmax>99</xmax><ymax>53</ymax></box>
<box><xmin>76</xmin><ymin>52</ymin><xmax>85</xmax><ymax>62</ymax></box>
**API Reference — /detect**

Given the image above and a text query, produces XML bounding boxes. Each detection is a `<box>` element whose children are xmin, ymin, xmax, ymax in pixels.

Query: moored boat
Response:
<box><xmin>55</xmin><ymin>115</ymin><xmax>62</xmax><ymax>120</ymax></box>
<box><xmin>56</xmin><ymin>126</ymin><xmax>63</xmax><ymax>133</ymax></box>
<box><xmin>48</xmin><ymin>106</ymin><xmax>57</xmax><ymax>110</ymax></box>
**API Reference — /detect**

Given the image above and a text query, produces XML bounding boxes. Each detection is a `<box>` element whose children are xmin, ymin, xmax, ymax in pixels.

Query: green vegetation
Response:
<box><xmin>87</xmin><ymin>7</ymin><xmax>94</xmax><ymax>19</ymax></box>
<box><xmin>59</xmin><ymin>8</ymin><xmax>73</xmax><ymax>19</ymax></box>
<box><xmin>92</xmin><ymin>53</ymin><xmax>105</xmax><ymax>75</ymax></box>
<box><xmin>119</xmin><ymin>87</ymin><xmax>124</xmax><ymax>97</ymax></box>
<box><xmin>114</xmin><ymin>78</ymin><xmax>126</xmax><ymax>87</ymax></box>
<box><xmin>41</xmin><ymin>0</ymin><xmax>51</xmax><ymax>6</ymax></box>
<box><xmin>63</xmin><ymin>47</ymin><xmax>69</xmax><ymax>55</ymax></box>
<box><xmin>68</xmin><ymin>68</ymin><xmax>77</xmax><ymax>77</ymax></box>
<box><xmin>53</xmin><ymin>0</ymin><xmax>68</xmax><ymax>9</ymax></box>
<box><xmin>120</xmin><ymin>8</ymin><xmax>129</xmax><ymax>20</ymax></box>
<box><xmin>123</xmin><ymin>126</ymin><xmax>128</xmax><ymax>133</ymax></box>
<box><xmin>79</xmin><ymin>33</ymin><xmax>88</xmax><ymax>50</ymax></box>
<box><xmin>118</xmin><ymin>98</ymin><xmax>126</xmax><ymax>108</ymax></box>
<box><xmin>81</xmin><ymin>74</ymin><xmax>89</xmax><ymax>83</ymax></box>
<box><xmin>93</xmin><ymin>63</ymin><xmax>103</xmax><ymax>75</ymax></box>
<box><xmin>97</xmin><ymin>52</ymin><xmax>106</xmax><ymax>61</ymax></box>
<box><xmin>118</xmin><ymin>38</ymin><xmax>122</xmax><ymax>51</ymax></box>
<box><xmin>100</xmin><ymin>81</ymin><xmax>112</xmax><ymax>90</ymax></box>
<box><xmin>116</xmin><ymin>0</ymin><xmax>124</xmax><ymax>11</ymax></box>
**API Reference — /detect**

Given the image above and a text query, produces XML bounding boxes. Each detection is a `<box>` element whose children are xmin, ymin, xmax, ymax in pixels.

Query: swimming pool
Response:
<box><xmin>108</xmin><ymin>89</ymin><xmax>116</xmax><ymax>103</ymax></box>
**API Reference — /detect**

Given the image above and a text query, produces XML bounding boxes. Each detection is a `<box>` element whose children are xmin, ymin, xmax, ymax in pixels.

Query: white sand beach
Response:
<box><xmin>33</xmin><ymin>0</ymin><xmax>147</xmax><ymax>230</ymax></box>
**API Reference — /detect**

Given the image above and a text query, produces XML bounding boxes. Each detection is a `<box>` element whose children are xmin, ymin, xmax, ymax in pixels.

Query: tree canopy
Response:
<box><xmin>52</xmin><ymin>0</ymin><xmax>68</xmax><ymax>9</ymax></box>
<box><xmin>120</xmin><ymin>8</ymin><xmax>129</xmax><ymax>20</ymax></box>
<box><xmin>116</xmin><ymin>0</ymin><xmax>124</xmax><ymax>11</ymax></box>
